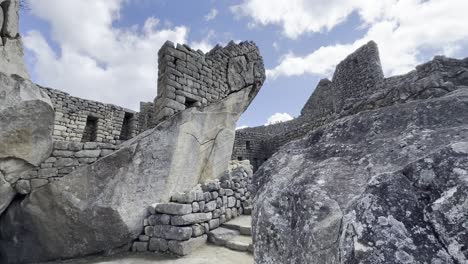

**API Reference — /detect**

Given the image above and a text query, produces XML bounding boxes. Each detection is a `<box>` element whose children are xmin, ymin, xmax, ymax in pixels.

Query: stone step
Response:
<box><xmin>243</xmin><ymin>206</ymin><xmax>252</xmax><ymax>215</ymax></box>
<box><xmin>225</xmin><ymin>234</ymin><xmax>253</xmax><ymax>253</ymax></box>
<box><xmin>207</xmin><ymin>227</ymin><xmax>253</xmax><ymax>253</ymax></box>
<box><xmin>221</xmin><ymin>215</ymin><xmax>252</xmax><ymax>236</ymax></box>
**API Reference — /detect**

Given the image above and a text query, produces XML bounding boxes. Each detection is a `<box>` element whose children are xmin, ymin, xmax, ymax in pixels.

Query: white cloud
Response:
<box><xmin>265</xmin><ymin>113</ymin><xmax>293</xmax><ymax>125</ymax></box>
<box><xmin>204</xmin><ymin>8</ymin><xmax>219</xmax><ymax>21</ymax></box>
<box><xmin>272</xmin><ymin>41</ymin><xmax>279</xmax><ymax>51</ymax></box>
<box><xmin>24</xmin><ymin>0</ymin><xmax>188</xmax><ymax>110</ymax></box>
<box><xmin>190</xmin><ymin>30</ymin><xmax>216</xmax><ymax>53</ymax></box>
<box><xmin>236</xmin><ymin>125</ymin><xmax>249</xmax><ymax>130</ymax></box>
<box><xmin>236</xmin><ymin>0</ymin><xmax>468</xmax><ymax>79</ymax></box>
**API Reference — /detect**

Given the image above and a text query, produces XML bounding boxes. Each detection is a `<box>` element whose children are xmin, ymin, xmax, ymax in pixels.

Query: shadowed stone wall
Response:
<box><xmin>42</xmin><ymin>87</ymin><xmax>138</xmax><ymax>144</ymax></box>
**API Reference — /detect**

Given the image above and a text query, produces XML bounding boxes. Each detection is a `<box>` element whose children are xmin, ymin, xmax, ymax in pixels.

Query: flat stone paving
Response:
<box><xmin>40</xmin><ymin>244</ymin><xmax>253</xmax><ymax>264</ymax></box>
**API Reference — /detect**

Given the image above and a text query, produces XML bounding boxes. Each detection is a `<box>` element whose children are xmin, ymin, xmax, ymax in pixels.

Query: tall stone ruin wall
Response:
<box><xmin>140</xmin><ymin>40</ymin><xmax>264</xmax><ymax>130</ymax></box>
<box><xmin>233</xmin><ymin>41</ymin><xmax>468</xmax><ymax>170</ymax></box>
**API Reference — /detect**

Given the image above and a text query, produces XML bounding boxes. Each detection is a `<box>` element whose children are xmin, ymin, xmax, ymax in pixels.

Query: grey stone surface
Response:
<box><xmin>0</xmin><ymin>40</ymin><xmax>264</xmax><ymax>262</ymax></box>
<box><xmin>0</xmin><ymin>72</ymin><xmax>54</xmax><ymax>215</ymax></box>
<box><xmin>208</xmin><ymin>227</ymin><xmax>240</xmax><ymax>246</ymax></box>
<box><xmin>168</xmin><ymin>234</ymin><xmax>207</xmax><ymax>256</ymax></box>
<box><xmin>252</xmin><ymin>87</ymin><xmax>468</xmax><ymax>262</ymax></box>
<box><xmin>154</xmin><ymin>203</ymin><xmax>193</xmax><ymax>215</ymax></box>
<box><xmin>153</xmin><ymin>225</ymin><xmax>193</xmax><ymax>241</ymax></box>
<box><xmin>148</xmin><ymin>237</ymin><xmax>168</xmax><ymax>252</ymax></box>
<box><xmin>0</xmin><ymin>0</ymin><xmax>28</xmax><ymax>78</ymax></box>
<box><xmin>147</xmin><ymin>214</ymin><xmax>171</xmax><ymax>226</ymax></box>
<box><xmin>171</xmin><ymin>213</ymin><xmax>212</xmax><ymax>226</ymax></box>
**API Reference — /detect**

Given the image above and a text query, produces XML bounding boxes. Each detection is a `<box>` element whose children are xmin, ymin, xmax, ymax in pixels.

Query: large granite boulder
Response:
<box><xmin>0</xmin><ymin>0</ymin><xmax>29</xmax><ymax>79</ymax></box>
<box><xmin>252</xmin><ymin>44</ymin><xmax>468</xmax><ymax>263</ymax></box>
<box><xmin>0</xmin><ymin>73</ymin><xmax>54</xmax><ymax>215</ymax></box>
<box><xmin>0</xmin><ymin>70</ymin><xmax>264</xmax><ymax>263</ymax></box>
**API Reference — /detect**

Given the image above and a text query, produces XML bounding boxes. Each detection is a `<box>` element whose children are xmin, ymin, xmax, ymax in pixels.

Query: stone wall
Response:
<box><xmin>132</xmin><ymin>160</ymin><xmax>253</xmax><ymax>255</ymax></box>
<box><xmin>42</xmin><ymin>87</ymin><xmax>139</xmax><ymax>144</ymax></box>
<box><xmin>233</xmin><ymin>42</ymin><xmax>468</xmax><ymax>171</ymax></box>
<box><xmin>141</xmin><ymin>40</ymin><xmax>264</xmax><ymax>130</ymax></box>
<box><xmin>15</xmin><ymin>140</ymin><xmax>119</xmax><ymax>194</ymax></box>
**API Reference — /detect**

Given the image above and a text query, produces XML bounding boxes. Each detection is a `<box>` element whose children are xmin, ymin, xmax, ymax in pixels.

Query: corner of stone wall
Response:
<box><xmin>132</xmin><ymin>160</ymin><xmax>253</xmax><ymax>255</ymax></box>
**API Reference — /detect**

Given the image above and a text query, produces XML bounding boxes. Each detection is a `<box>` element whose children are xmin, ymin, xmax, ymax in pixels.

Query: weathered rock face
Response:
<box><xmin>252</xmin><ymin>44</ymin><xmax>468</xmax><ymax>264</ymax></box>
<box><xmin>0</xmin><ymin>42</ymin><xmax>265</xmax><ymax>263</ymax></box>
<box><xmin>0</xmin><ymin>73</ymin><xmax>54</xmax><ymax>215</ymax></box>
<box><xmin>0</xmin><ymin>0</ymin><xmax>29</xmax><ymax>79</ymax></box>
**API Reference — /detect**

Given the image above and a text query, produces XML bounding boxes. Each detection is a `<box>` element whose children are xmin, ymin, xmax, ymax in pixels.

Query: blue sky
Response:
<box><xmin>19</xmin><ymin>0</ymin><xmax>468</xmax><ymax>128</ymax></box>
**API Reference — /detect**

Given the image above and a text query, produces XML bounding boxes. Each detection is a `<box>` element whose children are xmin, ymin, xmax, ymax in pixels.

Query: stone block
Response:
<box><xmin>168</xmin><ymin>235</ymin><xmax>207</xmax><ymax>256</ymax></box>
<box><xmin>153</xmin><ymin>225</ymin><xmax>193</xmax><ymax>241</ymax></box>
<box><xmin>191</xmin><ymin>224</ymin><xmax>205</xmax><ymax>237</ymax></box>
<box><xmin>148</xmin><ymin>237</ymin><xmax>168</xmax><ymax>252</ymax></box>
<box><xmin>132</xmin><ymin>241</ymin><xmax>148</xmax><ymax>252</ymax></box>
<box><xmin>225</xmin><ymin>189</ymin><xmax>234</xmax><ymax>196</ymax></box>
<box><xmin>14</xmin><ymin>180</ymin><xmax>31</xmax><ymax>195</ymax></box>
<box><xmin>83</xmin><ymin>142</ymin><xmax>98</xmax><ymax>149</ymax></box>
<box><xmin>52</xmin><ymin>150</ymin><xmax>74</xmax><ymax>157</ymax></box>
<box><xmin>203</xmin><ymin>192</ymin><xmax>211</xmax><ymax>201</ymax></box>
<box><xmin>213</xmin><ymin>209</ymin><xmax>221</xmax><ymax>218</ymax></box>
<box><xmin>171</xmin><ymin>213</ymin><xmax>212</xmax><ymax>226</ymax></box>
<box><xmin>228</xmin><ymin>197</ymin><xmax>236</xmax><ymax>208</ymax></box>
<box><xmin>138</xmin><ymin>235</ymin><xmax>150</xmax><ymax>242</ymax></box>
<box><xmin>209</xmin><ymin>219</ymin><xmax>220</xmax><ymax>230</ymax></box>
<box><xmin>192</xmin><ymin>202</ymin><xmax>200</xmax><ymax>213</ymax></box>
<box><xmin>54</xmin><ymin>158</ymin><xmax>78</xmax><ymax>167</ymax></box>
<box><xmin>38</xmin><ymin>168</ymin><xmax>58</xmax><ymax>178</ymax></box>
<box><xmin>74</xmin><ymin>150</ymin><xmax>101</xmax><ymax>158</ymax></box>
<box><xmin>148</xmin><ymin>214</ymin><xmax>171</xmax><ymax>225</ymax></box>
<box><xmin>172</xmin><ymin>189</ymin><xmax>200</xmax><ymax>203</ymax></box>
<box><xmin>54</xmin><ymin>141</ymin><xmax>69</xmax><ymax>150</ymax></box>
<box><xmin>68</xmin><ymin>142</ymin><xmax>83</xmax><ymax>151</ymax></box>
<box><xmin>204</xmin><ymin>201</ymin><xmax>217</xmax><ymax>212</ymax></box>
<box><xmin>154</xmin><ymin>203</ymin><xmax>192</xmax><ymax>215</ymax></box>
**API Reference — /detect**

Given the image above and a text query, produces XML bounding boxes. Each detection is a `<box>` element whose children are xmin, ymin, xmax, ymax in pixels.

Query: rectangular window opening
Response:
<box><xmin>185</xmin><ymin>97</ymin><xmax>198</xmax><ymax>108</ymax></box>
<box><xmin>82</xmin><ymin>116</ymin><xmax>98</xmax><ymax>142</ymax></box>
<box><xmin>246</xmin><ymin>140</ymin><xmax>251</xmax><ymax>150</ymax></box>
<box><xmin>120</xmin><ymin>112</ymin><xmax>134</xmax><ymax>141</ymax></box>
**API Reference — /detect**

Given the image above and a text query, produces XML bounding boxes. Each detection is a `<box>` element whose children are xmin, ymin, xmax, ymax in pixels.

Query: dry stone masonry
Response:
<box><xmin>140</xmin><ymin>40</ymin><xmax>264</xmax><ymax>130</ymax></box>
<box><xmin>234</xmin><ymin>41</ymin><xmax>468</xmax><ymax>172</ymax></box>
<box><xmin>42</xmin><ymin>87</ymin><xmax>138</xmax><ymax>144</ymax></box>
<box><xmin>0</xmin><ymin>39</ymin><xmax>265</xmax><ymax>264</ymax></box>
<box><xmin>132</xmin><ymin>160</ymin><xmax>253</xmax><ymax>255</ymax></box>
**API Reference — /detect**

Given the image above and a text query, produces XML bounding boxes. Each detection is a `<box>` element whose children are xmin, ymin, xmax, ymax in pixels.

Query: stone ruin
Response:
<box><xmin>250</xmin><ymin>42</ymin><xmax>468</xmax><ymax>263</ymax></box>
<box><xmin>233</xmin><ymin>41</ymin><xmax>468</xmax><ymax>171</ymax></box>
<box><xmin>0</xmin><ymin>2</ymin><xmax>265</xmax><ymax>262</ymax></box>
<box><xmin>1</xmin><ymin>2</ymin><xmax>468</xmax><ymax>263</ymax></box>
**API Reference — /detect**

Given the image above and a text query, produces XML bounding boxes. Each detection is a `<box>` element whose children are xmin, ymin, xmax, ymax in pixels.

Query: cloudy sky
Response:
<box><xmin>20</xmin><ymin>0</ymin><xmax>468</xmax><ymax>128</ymax></box>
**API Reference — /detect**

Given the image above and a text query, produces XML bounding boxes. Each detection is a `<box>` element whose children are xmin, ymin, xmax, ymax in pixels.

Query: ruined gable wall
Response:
<box><xmin>144</xmin><ymin>41</ymin><xmax>265</xmax><ymax>129</ymax></box>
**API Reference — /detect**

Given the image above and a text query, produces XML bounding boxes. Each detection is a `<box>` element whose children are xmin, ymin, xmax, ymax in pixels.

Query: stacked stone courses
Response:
<box><xmin>140</xmin><ymin>40</ymin><xmax>264</xmax><ymax>130</ymax></box>
<box><xmin>233</xmin><ymin>41</ymin><xmax>468</xmax><ymax>170</ymax></box>
<box><xmin>15</xmin><ymin>141</ymin><xmax>120</xmax><ymax>194</ymax></box>
<box><xmin>41</xmin><ymin>87</ymin><xmax>138</xmax><ymax>143</ymax></box>
<box><xmin>132</xmin><ymin>161</ymin><xmax>253</xmax><ymax>255</ymax></box>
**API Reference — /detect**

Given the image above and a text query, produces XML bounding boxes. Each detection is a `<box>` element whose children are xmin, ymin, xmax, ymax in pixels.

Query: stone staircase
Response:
<box><xmin>207</xmin><ymin>215</ymin><xmax>253</xmax><ymax>253</ymax></box>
